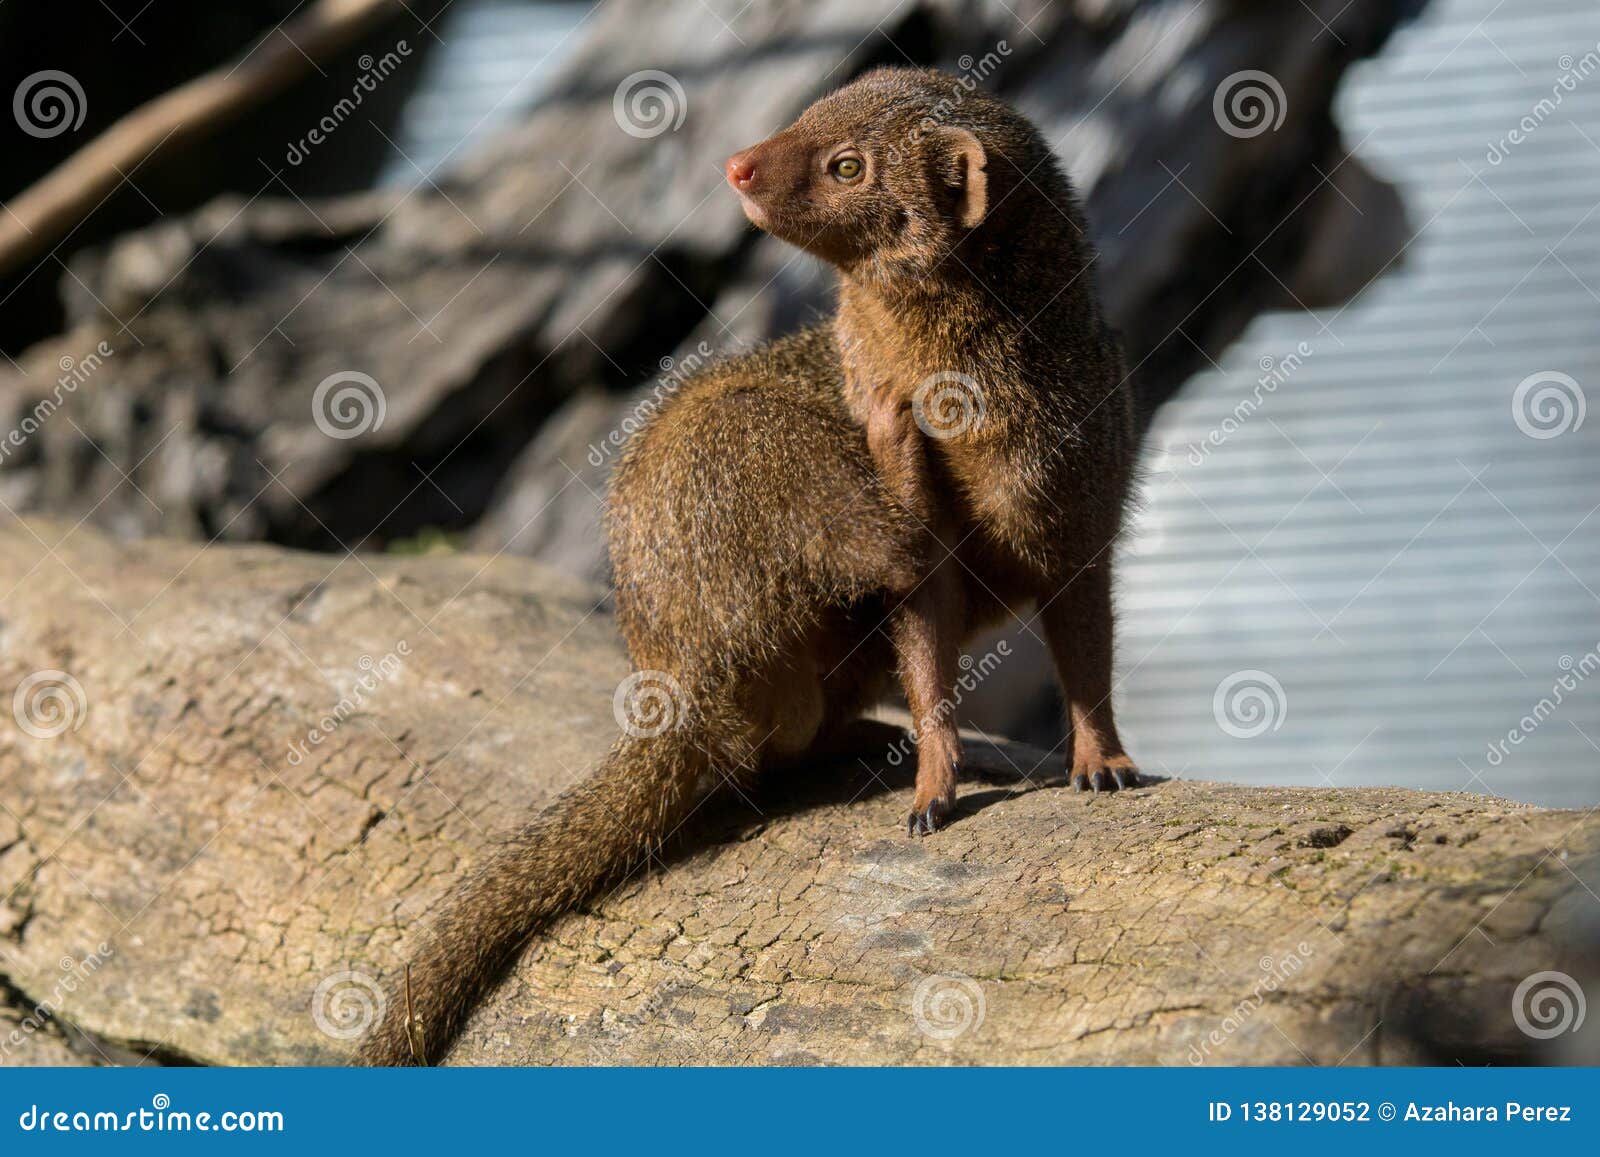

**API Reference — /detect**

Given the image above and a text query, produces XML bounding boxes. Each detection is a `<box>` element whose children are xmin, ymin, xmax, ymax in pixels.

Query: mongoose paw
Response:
<box><xmin>1070</xmin><ymin>760</ymin><xmax>1141</xmax><ymax>793</ymax></box>
<box><xmin>907</xmin><ymin>802</ymin><xmax>941</xmax><ymax>836</ymax></box>
<box><xmin>906</xmin><ymin>790</ymin><xmax>955</xmax><ymax>837</ymax></box>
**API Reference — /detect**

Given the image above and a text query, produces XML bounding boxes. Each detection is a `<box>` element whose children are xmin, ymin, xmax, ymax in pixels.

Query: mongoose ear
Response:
<box><xmin>934</xmin><ymin>126</ymin><xmax>989</xmax><ymax>230</ymax></box>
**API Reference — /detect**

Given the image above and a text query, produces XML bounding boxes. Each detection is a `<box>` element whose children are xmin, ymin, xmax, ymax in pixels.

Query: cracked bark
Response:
<box><xmin>0</xmin><ymin>519</ymin><xmax>1596</xmax><ymax>1067</ymax></box>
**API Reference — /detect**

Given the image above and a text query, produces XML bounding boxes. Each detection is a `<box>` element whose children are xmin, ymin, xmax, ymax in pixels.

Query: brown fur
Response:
<box><xmin>358</xmin><ymin>68</ymin><xmax>1136</xmax><ymax>1066</ymax></box>
<box><xmin>727</xmin><ymin>68</ymin><xmax>1140</xmax><ymax>827</ymax></box>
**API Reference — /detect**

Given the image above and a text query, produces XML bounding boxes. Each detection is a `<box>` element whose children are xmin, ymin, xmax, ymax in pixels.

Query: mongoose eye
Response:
<box><xmin>829</xmin><ymin>154</ymin><xmax>863</xmax><ymax>182</ymax></box>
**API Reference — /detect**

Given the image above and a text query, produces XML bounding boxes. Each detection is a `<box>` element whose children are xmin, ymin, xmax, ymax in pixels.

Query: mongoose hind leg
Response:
<box><xmin>1039</xmin><ymin>563</ymin><xmax>1141</xmax><ymax>793</ymax></box>
<box><xmin>749</xmin><ymin>644</ymin><xmax>828</xmax><ymax>760</ymax></box>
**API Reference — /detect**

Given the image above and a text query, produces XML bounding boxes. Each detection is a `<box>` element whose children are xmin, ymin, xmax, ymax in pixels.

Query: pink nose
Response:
<box><xmin>725</xmin><ymin>152</ymin><xmax>756</xmax><ymax>189</ymax></box>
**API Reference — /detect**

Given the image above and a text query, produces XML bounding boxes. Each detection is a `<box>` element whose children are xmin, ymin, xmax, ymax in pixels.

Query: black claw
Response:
<box><xmin>1113</xmin><ymin>766</ymin><xmax>1142</xmax><ymax>790</ymax></box>
<box><xmin>906</xmin><ymin>802</ymin><xmax>945</xmax><ymax>837</ymax></box>
<box><xmin>1075</xmin><ymin>774</ymin><xmax>1092</xmax><ymax>792</ymax></box>
<box><xmin>1092</xmin><ymin>768</ymin><xmax>1115</xmax><ymax>793</ymax></box>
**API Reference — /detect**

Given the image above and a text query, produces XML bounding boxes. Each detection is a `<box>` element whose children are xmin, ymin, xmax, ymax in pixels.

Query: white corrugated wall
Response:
<box><xmin>1121</xmin><ymin>0</ymin><xmax>1600</xmax><ymax>805</ymax></box>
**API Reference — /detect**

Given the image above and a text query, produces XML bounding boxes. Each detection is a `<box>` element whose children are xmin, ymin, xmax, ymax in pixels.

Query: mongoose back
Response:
<box><xmin>359</xmin><ymin>67</ymin><xmax>1138</xmax><ymax>1066</ymax></box>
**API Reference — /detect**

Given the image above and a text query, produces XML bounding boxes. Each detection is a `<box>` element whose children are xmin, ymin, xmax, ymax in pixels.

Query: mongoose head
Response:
<box><xmin>726</xmin><ymin>67</ymin><xmax>1054</xmax><ymax>285</ymax></box>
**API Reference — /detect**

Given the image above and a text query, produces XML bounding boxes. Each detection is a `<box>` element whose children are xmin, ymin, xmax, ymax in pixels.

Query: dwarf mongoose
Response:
<box><xmin>725</xmin><ymin>66</ymin><xmax>1140</xmax><ymax>821</ymax></box>
<box><xmin>359</xmin><ymin>67</ymin><xmax>1137</xmax><ymax>1066</ymax></box>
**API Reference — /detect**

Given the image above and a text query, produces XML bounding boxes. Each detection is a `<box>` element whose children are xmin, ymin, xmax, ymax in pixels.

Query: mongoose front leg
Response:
<box><xmin>863</xmin><ymin>388</ymin><xmax>936</xmax><ymax>524</ymax></box>
<box><xmin>862</xmin><ymin>386</ymin><xmax>967</xmax><ymax>831</ymax></box>
<box><xmin>1039</xmin><ymin>563</ymin><xmax>1141</xmax><ymax>792</ymax></box>
<box><xmin>889</xmin><ymin>555</ymin><xmax>966</xmax><ymax>835</ymax></box>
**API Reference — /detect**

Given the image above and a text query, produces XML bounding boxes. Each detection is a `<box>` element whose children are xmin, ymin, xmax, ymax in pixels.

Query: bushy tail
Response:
<box><xmin>358</xmin><ymin>717</ymin><xmax>742</xmax><ymax>1066</ymax></box>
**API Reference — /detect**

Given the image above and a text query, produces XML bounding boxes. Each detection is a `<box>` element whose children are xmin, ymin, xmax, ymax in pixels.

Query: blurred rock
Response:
<box><xmin>1281</xmin><ymin>152</ymin><xmax>1412</xmax><ymax>309</ymax></box>
<box><xmin>0</xmin><ymin>0</ymin><xmax>443</xmax><ymax>354</ymax></box>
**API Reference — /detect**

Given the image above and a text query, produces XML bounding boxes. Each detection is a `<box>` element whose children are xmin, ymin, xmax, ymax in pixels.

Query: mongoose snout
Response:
<box><xmin>724</xmin><ymin>149</ymin><xmax>756</xmax><ymax>189</ymax></box>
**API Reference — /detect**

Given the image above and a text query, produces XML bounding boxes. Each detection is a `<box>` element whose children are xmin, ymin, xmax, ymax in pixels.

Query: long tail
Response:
<box><xmin>358</xmin><ymin>714</ymin><xmax>745</xmax><ymax>1066</ymax></box>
